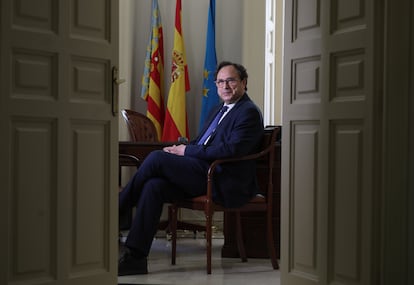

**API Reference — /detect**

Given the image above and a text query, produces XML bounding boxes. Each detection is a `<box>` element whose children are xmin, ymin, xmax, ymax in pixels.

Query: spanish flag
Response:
<box><xmin>141</xmin><ymin>0</ymin><xmax>165</xmax><ymax>140</ymax></box>
<box><xmin>162</xmin><ymin>0</ymin><xmax>190</xmax><ymax>142</ymax></box>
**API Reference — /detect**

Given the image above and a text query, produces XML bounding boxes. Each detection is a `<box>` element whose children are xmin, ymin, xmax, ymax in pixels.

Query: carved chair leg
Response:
<box><xmin>267</xmin><ymin>209</ymin><xmax>279</xmax><ymax>269</ymax></box>
<box><xmin>170</xmin><ymin>205</ymin><xmax>177</xmax><ymax>265</ymax></box>
<box><xmin>205</xmin><ymin>211</ymin><xmax>213</xmax><ymax>274</ymax></box>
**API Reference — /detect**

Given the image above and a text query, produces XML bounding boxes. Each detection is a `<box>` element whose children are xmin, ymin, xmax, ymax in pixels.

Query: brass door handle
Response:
<box><xmin>112</xmin><ymin>66</ymin><xmax>125</xmax><ymax>116</ymax></box>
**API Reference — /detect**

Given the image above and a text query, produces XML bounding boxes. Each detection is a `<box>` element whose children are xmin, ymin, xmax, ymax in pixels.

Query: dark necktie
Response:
<box><xmin>197</xmin><ymin>106</ymin><xmax>228</xmax><ymax>145</ymax></box>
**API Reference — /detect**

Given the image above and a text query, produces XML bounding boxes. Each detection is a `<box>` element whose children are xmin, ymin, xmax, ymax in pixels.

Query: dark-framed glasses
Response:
<box><xmin>215</xmin><ymin>78</ymin><xmax>240</xmax><ymax>88</ymax></box>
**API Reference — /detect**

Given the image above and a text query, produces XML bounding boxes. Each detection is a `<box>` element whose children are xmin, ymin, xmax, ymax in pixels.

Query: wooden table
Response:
<box><xmin>119</xmin><ymin>141</ymin><xmax>171</xmax><ymax>161</ymax></box>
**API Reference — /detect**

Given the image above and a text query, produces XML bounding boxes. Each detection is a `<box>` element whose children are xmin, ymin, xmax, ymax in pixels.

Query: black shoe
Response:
<box><xmin>118</xmin><ymin>249</ymin><xmax>148</xmax><ymax>276</ymax></box>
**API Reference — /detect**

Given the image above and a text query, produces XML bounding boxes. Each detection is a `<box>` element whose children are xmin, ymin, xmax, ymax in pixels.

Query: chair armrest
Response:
<box><xmin>204</xmin><ymin>126</ymin><xmax>280</xmax><ymax>201</ymax></box>
<box><xmin>207</xmin><ymin>144</ymin><xmax>274</xmax><ymax>177</ymax></box>
<box><xmin>205</xmin><ymin>145</ymin><xmax>275</xmax><ymax>201</ymax></box>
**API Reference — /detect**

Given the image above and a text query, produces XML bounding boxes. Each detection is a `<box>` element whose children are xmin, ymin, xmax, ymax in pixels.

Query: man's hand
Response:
<box><xmin>163</xmin><ymin>144</ymin><xmax>186</xmax><ymax>156</ymax></box>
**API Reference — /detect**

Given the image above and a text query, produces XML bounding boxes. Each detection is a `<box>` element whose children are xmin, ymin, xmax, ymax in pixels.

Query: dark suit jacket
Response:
<box><xmin>185</xmin><ymin>94</ymin><xmax>264</xmax><ymax>207</ymax></box>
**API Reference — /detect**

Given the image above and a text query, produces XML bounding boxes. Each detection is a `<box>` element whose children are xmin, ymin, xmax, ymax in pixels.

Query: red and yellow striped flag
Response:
<box><xmin>162</xmin><ymin>0</ymin><xmax>190</xmax><ymax>142</ymax></box>
<box><xmin>141</xmin><ymin>0</ymin><xmax>165</xmax><ymax>140</ymax></box>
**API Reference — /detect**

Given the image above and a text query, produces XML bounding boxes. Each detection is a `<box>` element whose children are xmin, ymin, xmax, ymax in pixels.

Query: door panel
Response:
<box><xmin>290</xmin><ymin>122</ymin><xmax>319</xmax><ymax>278</ymax></box>
<box><xmin>0</xmin><ymin>0</ymin><xmax>119</xmax><ymax>284</ymax></box>
<box><xmin>282</xmin><ymin>0</ymin><xmax>375</xmax><ymax>284</ymax></box>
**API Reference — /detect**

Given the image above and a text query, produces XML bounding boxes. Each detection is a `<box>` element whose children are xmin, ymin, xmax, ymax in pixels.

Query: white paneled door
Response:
<box><xmin>0</xmin><ymin>1</ymin><xmax>119</xmax><ymax>285</ymax></box>
<box><xmin>281</xmin><ymin>0</ymin><xmax>379</xmax><ymax>284</ymax></box>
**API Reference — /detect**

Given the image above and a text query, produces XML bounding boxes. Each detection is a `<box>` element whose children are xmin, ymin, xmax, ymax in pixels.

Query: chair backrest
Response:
<box><xmin>121</xmin><ymin>109</ymin><xmax>158</xmax><ymax>142</ymax></box>
<box><xmin>206</xmin><ymin>125</ymin><xmax>281</xmax><ymax>205</ymax></box>
<box><xmin>255</xmin><ymin>126</ymin><xmax>281</xmax><ymax>198</ymax></box>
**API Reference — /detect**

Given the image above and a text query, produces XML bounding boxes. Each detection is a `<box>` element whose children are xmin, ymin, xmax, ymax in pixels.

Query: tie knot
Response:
<box><xmin>220</xmin><ymin>105</ymin><xmax>228</xmax><ymax>114</ymax></box>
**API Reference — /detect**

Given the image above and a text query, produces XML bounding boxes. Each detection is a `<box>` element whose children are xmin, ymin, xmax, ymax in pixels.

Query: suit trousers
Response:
<box><xmin>119</xmin><ymin>150</ymin><xmax>209</xmax><ymax>256</ymax></box>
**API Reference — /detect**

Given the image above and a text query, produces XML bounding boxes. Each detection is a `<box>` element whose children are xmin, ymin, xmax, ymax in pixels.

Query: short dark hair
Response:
<box><xmin>215</xmin><ymin>61</ymin><xmax>248</xmax><ymax>90</ymax></box>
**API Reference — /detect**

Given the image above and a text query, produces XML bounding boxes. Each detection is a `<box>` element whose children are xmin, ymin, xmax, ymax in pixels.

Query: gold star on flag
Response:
<box><xmin>203</xmin><ymin>69</ymin><xmax>209</xmax><ymax>80</ymax></box>
<box><xmin>203</xmin><ymin>88</ymin><xmax>209</xmax><ymax>97</ymax></box>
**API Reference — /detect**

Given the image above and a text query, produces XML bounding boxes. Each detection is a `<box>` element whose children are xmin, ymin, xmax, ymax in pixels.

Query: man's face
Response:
<box><xmin>216</xmin><ymin>65</ymin><xmax>247</xmax><ymax>104</ymax></box>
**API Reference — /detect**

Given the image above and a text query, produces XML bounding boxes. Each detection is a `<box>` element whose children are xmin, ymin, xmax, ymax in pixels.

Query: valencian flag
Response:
<box><xmin>162</xmin><ymin>0</ymin><xmax>190</xmax><ymax>141</ymax></box>
<box><xmin>141</xmin><ymin>0</ymin><xmax>165</xmax><ymax>140</ymax></box>
<box><xmin>199</xmin><ymin>0</ymin><xmax>219</xmax><ymax>131</ymax></box>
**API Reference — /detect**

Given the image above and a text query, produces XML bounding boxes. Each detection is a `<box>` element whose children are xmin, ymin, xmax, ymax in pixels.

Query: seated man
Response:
<box><xmin>118</xmin><ymin>61</ymin><xmax>264</xmax><ymax>275</ymax></box>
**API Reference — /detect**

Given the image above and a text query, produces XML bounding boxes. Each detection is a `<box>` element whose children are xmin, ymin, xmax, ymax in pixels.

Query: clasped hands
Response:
<box><xmin>163</xmin><ymin>144</ymin><xmax>186</xmax><ymax>156</ymax></box>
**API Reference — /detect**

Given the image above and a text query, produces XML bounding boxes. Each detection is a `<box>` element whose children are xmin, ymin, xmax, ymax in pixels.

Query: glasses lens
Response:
<box><xmin>215</xmin><ymin>79</ymin><xmax>239</xmax><ymax>87</ymax></box>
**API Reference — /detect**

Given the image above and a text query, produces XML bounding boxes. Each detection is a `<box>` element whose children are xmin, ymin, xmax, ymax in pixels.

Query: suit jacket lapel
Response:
<box><xmin>205</xmin><ymin>94</ymin><xmax>250</xmax><ymax>144</ymax></box>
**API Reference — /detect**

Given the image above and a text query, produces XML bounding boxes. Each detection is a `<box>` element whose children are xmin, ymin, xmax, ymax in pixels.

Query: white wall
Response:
<box><xmin>119</xmin><ymin>0</ymin><xmax>266</xmax><ymax>140</ymax></box>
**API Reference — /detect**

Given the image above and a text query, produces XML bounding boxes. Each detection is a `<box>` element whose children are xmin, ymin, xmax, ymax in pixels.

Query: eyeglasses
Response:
<box><xmin>214</xmin><ymin>78</ymin><xmax>240</xmax><ymax>88</ymax></box>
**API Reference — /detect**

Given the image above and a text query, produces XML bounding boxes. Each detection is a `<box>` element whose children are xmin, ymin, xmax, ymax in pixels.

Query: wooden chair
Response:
<box><xmin>121</xmin><ymin>109</ymin><xmax>158</xmax><ymax>142</ymax></box>
<box><xmin>118</xmin><ymin>154</ymin><xmax>140</xmax><ymax>230</ymax></box>
<box><xmin>119</xmin><ymin>109</ymin><xmax>157</xmax><ymax>187</ymax></box>
<box><xmin>119</xmin><ymin>154</ymin><xmax>140</xmax><ymax>186</ymax></box>
<box><xmin>120</xmin><ymin>109</ymin><xmax>204</xmax><ymax>235</ymax></box>
<box><xmin>119</xmin><ymin>110</ymin><xmax>158</xmax><ymax>185</ymax></box>
<box><xmin>170</xmin><ymin>126</ymin><xmax>281</xmax><ymax>274</ymax></box>
<box><xmin>119</xmin><ymin>109</ymin><xmax>157</xmax><ymax>231</ymax></box>
<box><xmin>119</xmin><ymin>109</ymin><xmax>154</xmax><ymax>187</ymax></box>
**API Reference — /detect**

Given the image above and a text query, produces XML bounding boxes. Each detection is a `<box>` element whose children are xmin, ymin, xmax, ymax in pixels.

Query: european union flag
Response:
<box><xmin>199</xmin><ymin>0</ymin><xmax>219</xmax><ymax>131</ymax></box>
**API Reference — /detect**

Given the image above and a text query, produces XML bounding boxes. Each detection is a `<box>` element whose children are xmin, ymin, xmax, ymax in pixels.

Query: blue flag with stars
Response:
<box><xmin>199</xmin><ymin>0</ymin><xmax>219</xmax><ymax>131</ymax></box>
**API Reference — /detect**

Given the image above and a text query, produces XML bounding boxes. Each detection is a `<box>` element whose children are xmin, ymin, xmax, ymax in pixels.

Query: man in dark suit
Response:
<box><xmin>118</xmin><ymin>61</ymin><xmax>264</xmax><ymax>275</ymax></box>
